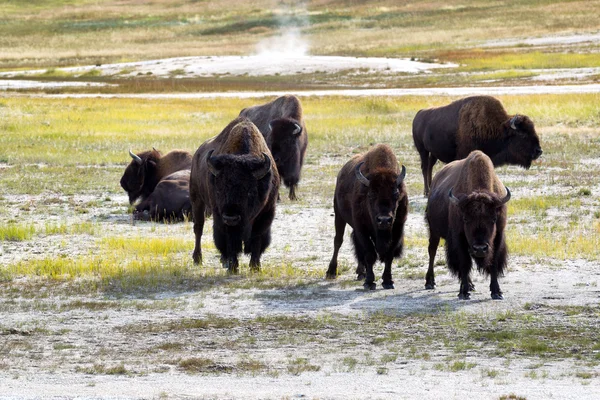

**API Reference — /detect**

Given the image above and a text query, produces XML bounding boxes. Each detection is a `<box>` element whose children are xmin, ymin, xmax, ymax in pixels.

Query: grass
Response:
<box><xmin>0</xmin><ymin>223</ymin><xmax>35</xmax><ymax>241</ymax></box>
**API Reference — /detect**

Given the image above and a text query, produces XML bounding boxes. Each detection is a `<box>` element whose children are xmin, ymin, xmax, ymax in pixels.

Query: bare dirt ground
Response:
<box><xmin>1</xmin><ymin>162</ymin><xmax>600</xmax><ymax>399</ymax></box>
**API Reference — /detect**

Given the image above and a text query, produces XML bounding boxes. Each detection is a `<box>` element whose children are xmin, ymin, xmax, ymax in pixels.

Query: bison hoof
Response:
<box><xmin>458</xmin><ymin>292</ymin><xmax>471</xmax><ymax>300</ymax></box>
<box><xmin>325</xmin><ymin>272</ymin><xmax>337</xmax><ymax>280</ymax></box>
<box><xmin>356</xmin><ymin>273</ymin><xmax>366</xmax><ymax>281</ymax></box>
<box><xmin>491</xmin><ymin>293</ymin><xmax>504</xmax><ymax>300</ymax></box>
<box><xmin>363</xmin><ymin>282</ymin><xmax>376</xmax><ymax>291</ymax></box>
<box><xmin>425</xmin><ymin>282</ymin><xmax>435</xmax><ymax>290</ymax></box>
<box><xmin>382</xmin><ymin>282</ymin><xmax>394</xmax><ymax>290</ymax></box>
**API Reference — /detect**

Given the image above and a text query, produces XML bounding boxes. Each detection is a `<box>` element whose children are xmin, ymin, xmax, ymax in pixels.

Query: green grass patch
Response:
<box><xmin>0</xmin><ymin>223</ymin><xmax>35</xmax><ymax>241</ymax></box>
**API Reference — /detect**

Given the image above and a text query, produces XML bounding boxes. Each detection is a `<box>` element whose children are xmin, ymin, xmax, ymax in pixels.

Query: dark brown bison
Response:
<box><xmin>326</xmin><ymin>144</ymin><xmax>408</xmax><ymax>290</ymax></box>
<box><xmin>425</xmin><ymin>150</ymin><xmax>511</xmax><ymax>300</ymax></box>
<box><xmin>412</xmin><ymin>95</ymin><xmax>542</xmax><ymax>196</ymax></box>
<box><xmin>132</xmin><ymin>170</ymin><xmax>192</xmax><ymax>221</ymax></box>
<box><xmin>189</xmin><ymin>117</ymin><xmax>279</xmax><ymax>273</ymax></box>
<box><xmin>239</xmin><ymin>94</ymin><xmax>308</xmax><ymax>200</ymax></box>
<box><xmin>120</xmin><ymin>148</ymin><xmax>192</xmax><ymax>221</ymax></box>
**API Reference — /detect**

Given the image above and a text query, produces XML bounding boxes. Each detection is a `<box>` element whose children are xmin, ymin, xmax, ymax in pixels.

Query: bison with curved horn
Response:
<box><xmin>412</xmin><ymin>95</ymin><xmax>542</xmax><ymax>196</ymax></box>
<box><xmin>120</xmin><ymin>148</ymin><xmax>193</xmax><ymax>221</ymax></box>
<box><xmin>239</xmin><ymin>94</ymin><xmax>308</xmax><ymax>200</ymax></box>
<box><xmin>326</xmin><ymin>144</ymin><xmax>408</xmax><ymax>290</ymax></box>
<box><xmin>189</xmin><ymin>117</ymin><xmax>279</xmax><ymax>273</ymax></box>
<box><xmin>425</xmin><ymin>150</ymin><xmax>511</xmax><ymax>300</ymax></box>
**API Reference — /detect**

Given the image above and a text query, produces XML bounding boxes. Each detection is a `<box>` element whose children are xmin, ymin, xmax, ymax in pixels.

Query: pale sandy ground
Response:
<box><xmin>1</xmin><ymin>188</ymin><xmax>599</xmax><ymax>400</ymax></box>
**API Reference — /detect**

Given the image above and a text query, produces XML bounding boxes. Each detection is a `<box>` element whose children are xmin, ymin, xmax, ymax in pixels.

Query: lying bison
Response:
<box><xmin>239</xmin><ymin>95</ymin><xmax>308</xmax><ymax>200</ymax></box>
<box><xmin>189</xmin><ymin>117</ymin><xmax>279</xmax><ymax>273</ymax></box>
<box><xmin>120</xmin><ymin>148</ymin><xmax>192</xmax><ymax>221</ymax></box>
<box><xmin>425</xmin><ymin>150</ymin><xmax>511</xmax><ymax>300</ymax></box>
<box><xmin>412</xmin><ymin>95</ymin><xmax>542</xmax><ymax>196</ymax></box>
<box><xmin>326</xmin><ymin>144</ymin><xmax>408</xmax><ymax>290</ymax></box>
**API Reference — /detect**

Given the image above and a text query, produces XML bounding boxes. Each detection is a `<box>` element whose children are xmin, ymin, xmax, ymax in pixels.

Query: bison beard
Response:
<box><xmin>326</xmin><ymin>144</ymin><xmax>408</xmax><ymax>290</ymax></box>
<box><xmin>425</xmin><ymin>151</ymin><xmax>511</xmax><ymax>300</ymax></box>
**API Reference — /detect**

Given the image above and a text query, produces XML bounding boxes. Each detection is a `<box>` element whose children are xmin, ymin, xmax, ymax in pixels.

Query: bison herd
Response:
<box><xmin>120</xmin><ymin>95</ymin><xmax>542</xmax><ymax>300</ymax></box>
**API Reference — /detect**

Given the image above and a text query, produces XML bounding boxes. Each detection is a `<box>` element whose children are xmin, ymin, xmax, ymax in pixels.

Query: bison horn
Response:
<box><xmin>355</xmin><ymin>162</ymin><xmax>370</xmax><ymax>187</ymax></box>
<box><xmin>129</xmin><ymin>149</ymin><xmax>143</xmax><ymax>165</ymax></box>
<box><xmin>500</xmin><ymin>186</ymin><xmax>511</xmax><ymax>205</ymax></box>
<box><xmin>292</xmin><ymin>123</ymin><xmax>302</xmax><ymax>136</ymax></box>
<box><xmin>252</xmin><ymin>152</ymin><xmax>272</xmax><ymax>180</ymax></box>
<box><xmin>510</xmin><ymin>115</ymin><xmax>519</xmax><ymax>130</ymax></box>
<box><xmin>449</xmin><ymin>188</ymin><xmax>461</xmax><ymax>205</ymax></box>
<box><xmin>206</xmin><ymin>150</ymin><xmax>220</xmax><ymax>177</ymax></box>
<box><xmin>396</xmin><ymin>165</ymin><xmax>406</xmax><ymax>186</ymax></box>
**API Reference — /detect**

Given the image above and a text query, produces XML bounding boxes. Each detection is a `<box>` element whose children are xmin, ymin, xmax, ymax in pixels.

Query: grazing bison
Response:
<box><xmin>239</xmin><ymin>95</ymin><xmax>308</xmax><ymax>200</ymax></box>
<box><xmin>425</xmin><ymin>150</ymin><xmax>511</xmax><ymax>300</ymax></box>
<box><xmin>326</xmin><ymin>144</ymin><xmax>408</xmax><ymax>290</ymax></box>
<box><xmin>412</xmin><ymin>95</ymin><xmax>542</xmax><ymax>196</ymax></box>
<box><xmin>120</xmin><ymin>148</ymin><xmax>192</xmax><ymax>221</ymax></box>
<box><xmin>189</xmin><ymin>117</ymin><xmax>279</xmax><ymax>273</ymax></box>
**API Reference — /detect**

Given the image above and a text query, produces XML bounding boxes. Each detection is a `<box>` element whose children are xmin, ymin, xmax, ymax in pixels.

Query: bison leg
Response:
<box><xmin>288</xmin><ymin>184</ymin><xmax>297</xmax><ymax>201</ymax></box>
<box><xmin>352</xmin><ymin>232</ymin><xmax>377</xmax><ymax>290</ymax></box>
<box><xmin>418</xmin><ymin>150</ymin><xmax>430</xmax><ymax>196</ymax></box>
<box><xmin>381</xmin><ymin>257</ymin><xmax>394</xmax><ymax>290</ymax></box>
<box><xmin>446</xmin><ymin>234</ymin><xmax>473</xmax><ymax>300</ymax></box>
<box><xmin>326</xmin><ymin>203</ymin><xmax>346</xmax><ymax>279</ymax></box>
<box><xmin>489</xmin><ymin>231</ymin><xmax>508</xmax><ymax>300</ymax></box>
<box><xmin>425</xmin><ymin>154</ymin><xmax>437</xmax><ymax>197</ymax></box>
<box><xmin>425</xmin><ymin>234</ymin><xmax>440</xmax><ymax>290</ymax></box>
<box><xmin>248</xmin><ymin>208</ymin><xmax>275</xmax><ymax>272</ymax></box>
<box><xmin>191</xmin><ymin>201</ymin><xmax>206</xmax><ymax>265</ymax></box>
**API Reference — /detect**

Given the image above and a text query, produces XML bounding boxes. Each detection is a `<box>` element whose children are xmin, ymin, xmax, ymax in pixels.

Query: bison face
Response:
<box><xmin>505</xmin><ymin>115</ymin><xmax>543</xmax><ymax>169</ymax></box>
<box><xmin>206</xmin><ymin>151</ymin><xmax>272</xmax><ymax>229</ymax></box>
<box><xmin>450</xmin><ymin>188</ymin><xmax>510</xmax><ymax>259</ymax></box>
<box><xmin>356</xmin><ymin>163</ymin><xmax>407</xmax><ymax>231</ymax></box>
<box><xmin>268</xmin><ymin>118</ymin><xmax>302</xmax><ymax>171</ymax></box>
<box><xmin>120</xmin><ymin>150</ymin><xmax>156</xmax><ymax>204</ymax></box>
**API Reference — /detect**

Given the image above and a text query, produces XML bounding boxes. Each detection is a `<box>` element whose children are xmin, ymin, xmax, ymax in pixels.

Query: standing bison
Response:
<box><xmin>425</xmin><ymin>150</ymin><xmax>511</xmax><ymax>300</ymax></box>
<box><xmin>239</xmin><ymin>95</ymin><xmax>308</xmax><ymax>200</ymax></box>
<box><xmin>326</xmin><ymin>144</ymin><xmax>408</xmax><ymax>290</ymax></box>
<box><xmin>189</xmin><ymin>117</ymin><xmax>279</xmax><ymax>273</ymax></box>
<box><xmin>120</xmin><ymin>148</ymin><xmax>192</xmax><ymax>221</ymax></box>
<box><xmin>412</xmin><ymin>95</ymin><xmax>542</xmax><ymax>196</ymax></box>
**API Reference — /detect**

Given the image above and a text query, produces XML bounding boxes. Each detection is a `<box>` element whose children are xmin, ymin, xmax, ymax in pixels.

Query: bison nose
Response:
<box><xmin>532</xmin><ymin>146</ymin><xmax>543</xmax><ymax>160</ymax></box>
<box><xmin>222</xmin><ymin>213</ymin><xmax>241</xmax><ymax>226</ymax></box>
<box><xmin>376</xmin><ymin>215</ymin><xmax>393</xmax><ymax>229</ymax></box>
<box><xmin>472</xmin><ymin>244</ymin><xmax>489</xmax><ymax>257</ymax></box>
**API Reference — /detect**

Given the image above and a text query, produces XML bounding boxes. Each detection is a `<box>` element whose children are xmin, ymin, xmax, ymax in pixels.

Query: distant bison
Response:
<box><xmin>239</xmin><ymin>95</ymin><xmax>308</xmax><ymax>200</ymax></box>
<box><xmin>120</xmin><ymin>148</ymin><xmax>192</xmax><ymax>221</ymax></box>
<box><xmin>189</xmin><ymin>117</ymin><xmax>279</xmax><ymax>273</ymax></box>
<box><xmin>326</xmin><ymin>144</ymin><xmax>408</xmax><ymax>290</ymax></box>
<box><xmin>412</xmin><ymin>95</ymin><xmax>542</xmax><ymax>196</ymax></box>
<box><xmin>425</xmin><ymin>150</ymin><xmax>511</xmax><ymax>300</ymax></box>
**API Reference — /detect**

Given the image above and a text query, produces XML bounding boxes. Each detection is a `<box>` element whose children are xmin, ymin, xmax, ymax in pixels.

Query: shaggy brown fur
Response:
<box><xmin>425</xmin><ymin>151</ymin><xmax>510</xmax><ymax>300</ymax></box>
<box><xmin>412</xmin><ymin>95</ymin><xmax>542</xmax><ymax>196</ymax></box>
<box><xmin>239</xmin><ymin>95</ymin><xmax>308</xmax><ymax>200</ymax></box>
<box><xmin>326</xmin><ymin>144</ymin><xmax>408</xmax><ymax>290</ymax></box>
<box><xmin>189</xmin><ymin>117</ymin><xmax>279</xmax><ymax>273</ymax></box>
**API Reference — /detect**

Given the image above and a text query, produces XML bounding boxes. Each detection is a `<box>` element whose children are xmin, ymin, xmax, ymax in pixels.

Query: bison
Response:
<box><xmin>412</xmin><ymin>95</ymin><xmax>542</xmax><ymax>196</ymax></box>
<box><xmin>425</xmin><ymin>150</ymin><xmax>511</xmax><ymax>300</ymax></box>
<box><xmin>120</xmin><ymin>148</ymin><xmax>193</xmax><ymax>221</ymax></box>
<box><xmin>326</xmin><ymin>144</ymin><xmax>408</xmax><ymax>290</ymax></box>
<box><xmin>239</xmin><ymin>94</ymin><xmax>308</xmax><ymax>200</ymax></box>
<box><xmin>189</xmin><ymin>117</ymin><xmax>279</xmax><ymax>273</ymax></box>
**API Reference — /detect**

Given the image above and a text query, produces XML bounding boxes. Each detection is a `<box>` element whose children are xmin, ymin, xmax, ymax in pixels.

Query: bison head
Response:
<box><xmin>449</xmin><ymin>187</ymin><xmax>510</xmax><ymax>259</ymax></box>
<box><xmin>355</xmin><ymin>162</ymin><xmax>407</xmax><ymax>230</ymax></box>
<box><xmin>268</xmin><ymin>118</ymin><xmax>302</xmax><ymax>172</ymax></box>
<box><xmin>206</xmin><ymin>150</ymin><xmax>272</xmax><ymax>229</ymax></box>
<box><xmin>120</xmin><ymin>149</ymin><xmax>160</xmax><ymax>204</ymax></box>
<box><xmin>504</xmin><ymin>115</ymin><xmax>543</xmax><ymax>169</ymax></box>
